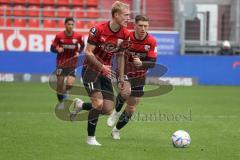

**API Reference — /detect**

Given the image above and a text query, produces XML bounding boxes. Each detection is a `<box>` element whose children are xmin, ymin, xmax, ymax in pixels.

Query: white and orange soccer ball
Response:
<box><xmin>171</xmin><ymin>130</ymin><xmax>191</xmax><ymax>148</ymax></box>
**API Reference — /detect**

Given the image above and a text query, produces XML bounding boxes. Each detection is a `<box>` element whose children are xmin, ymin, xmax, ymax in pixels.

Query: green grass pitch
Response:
<box><xmin>0</xmin><ymin>82</ymin><xmax>239</xmax><ymax>160</ymax></box>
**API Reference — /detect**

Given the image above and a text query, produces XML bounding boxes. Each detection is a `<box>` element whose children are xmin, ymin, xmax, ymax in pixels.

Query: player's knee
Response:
<box><xmin>101</xmin><ymin>106</ymin><xmax>112</xmax><ymax>115</ymax></box>
<box><xmin>125</xmin><ymin>105</ymin><xmax>136</xmax><ymax>115</ymax></box>
<box><xmin>120</xmin><ymin>87</ymin><xmax>131</xmax><ymax>100</ymax></box>
<box><xmin>91</xmin><ymin>97</ymin><xmax>103</xmax><ymax>109</ymax></box>
<box><xmin>120</xmin><ymin>81</ymin><xmax>131</xmax><ymax>99</ymax></box>
<box><xmin>90</xmin><ymin>92</ymin><xmax>103</xmax><ymax>109</ymax></box>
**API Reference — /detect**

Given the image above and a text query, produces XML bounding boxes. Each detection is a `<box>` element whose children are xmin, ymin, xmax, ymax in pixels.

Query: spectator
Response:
<box><xmin>217</xmin><ymin>40</ymin><xmax>234</xmax><ymax>55</ymax></box>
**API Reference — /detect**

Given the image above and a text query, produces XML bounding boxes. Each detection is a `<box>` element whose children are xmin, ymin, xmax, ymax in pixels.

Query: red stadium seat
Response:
<box><xmin>28</xmin><ymin>5</ymin><xmax>40</xmax><ymax>17</ymax></box>
<box><xmin>6</xmin><ymin>18</ymin><xmax>13</xmax><ymax>26</ymax></box>
<box><xmin>57</xmin><ymin>19</ymin><xmax>65</xmax><ymax>28</ymax></box>
<box><xmin>14</xmin><ymin>18</ymin><xmax>27</xmax><ymax>27</ymax></box>
<box><xmin>72</xmin><ymin>0</ymin><xmax>83</xmax><ymax>6</ymax></box>
<box><xmin>56</xmin><ymin>6</ymin><xmax>71</xmax><ymax>18</ymax></box>
<box><xmin>43</xmin><ymin>19</ymin><xmax>56</xmax><ymax>28</ymax></box>
<box><xmin>0</xmin><ymin>5</ymin><xmax>12</xmax><ymax>16</ymax></box>
<box><xmin>28</xmin><ymin>18</ymin><xmax>40</xmax><ymax>27</ymax></box>
<box><xmin>42</xmin><ymin>0</ymin><xmax>55</xmax><ymax>6</ymax></box>
<box><xmin>73</xmin><ymin>7</ymin><xmax>84</xmax><ymax>18</ymax></box>
<box><xmin>13</xmin><ymin>5</ymin><xmax>27</xmax><ymax>16</ymax></box>
<box><xmin>0</xmin><ymin>0</ymin><xmax>11</xmax><ymax>4</ymax></box>
<box><xmin>42</xmin><ymin>6</ymin><xmax>55</xmax><ymax>17</ymax></box>
<box><xmin>86</xmin><ymin>20</ymin><xmax>96</xmax><ymax>29</ymax></box>
<box><xmin>0</xmin><ymin>18</ymin><xmax>3</xmax><ymax>26</ymax></box>
<box><xmin>86</xmin><ymin>7</ymin><xmax>98</xmax><ymax>18</ymax></box>
<box><xmin>75</xmin><ymin>20</ymin><xmax>84</xmax><ymax>29</ymax></box>
<box><xmin>28</xmin><ymin>0</ymin><xmax>41</xmax><ymax>5</ymax></box>
<box><xmin>86</xmin><ymin>0</ymin><xmax>98</xmax><ymax>7</ymax></box>
<box><xmin>12</xmin><ymin>0</ymin><xmax>27</xmax><ymax>5</ymax></box>
<box><xmin>56</xmin><ymin>0</ymin><xmax>69</xmax><ymax>6</ymax></box>
<box><xmin>0</xmin><ymin>18</ymin><xmax>12</xmax><ymax>26</ymax></box>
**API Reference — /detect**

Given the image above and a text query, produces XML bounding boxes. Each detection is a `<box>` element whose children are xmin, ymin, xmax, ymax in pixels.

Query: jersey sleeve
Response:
<box><xmin>51</xmin><ymin>34</ymin><xmax>60</xmax><ymax>47</ymax></box>
<box><xmin>147</xmin><ymin>39</ymin><xmax>157</xmax><ymax>60</ymax></box>
<box><xmin>87</xmin><ymin>26</ymin><xmax>100</xmax><ymax>45</ymax></box>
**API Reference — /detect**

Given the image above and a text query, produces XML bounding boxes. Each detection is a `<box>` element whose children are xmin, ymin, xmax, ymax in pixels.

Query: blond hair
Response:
<box><xmin>111</xmin><ymin>1</ymin><xmax>130</xmax><ymax>18</ymax></box>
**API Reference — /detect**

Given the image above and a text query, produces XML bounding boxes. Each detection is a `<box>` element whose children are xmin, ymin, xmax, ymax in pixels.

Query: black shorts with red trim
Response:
<box><xmin>82</xmin><ymin>67</ymin><xmax>114</xmax><ymax>101</ymax></box>
<box><xmin>55</xmin><ymin>67</ymin><xmax>76</xmax><ymax>77</ymax></box>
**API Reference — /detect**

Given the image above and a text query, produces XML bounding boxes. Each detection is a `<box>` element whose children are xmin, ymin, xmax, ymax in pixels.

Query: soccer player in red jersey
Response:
<box><xmin>107</xmin><ymin>15</ymin><xmax>158</xmax><ymax>139</ymax></box>
<box><xmin>50</xmin><ymin>17</ymin><xmax>85</xmax><ymax>108</ymax></box>
<box><xmin>71</xmin><ymin>1</ymin><xmax>131</xmax><ymax>146</ymax></box>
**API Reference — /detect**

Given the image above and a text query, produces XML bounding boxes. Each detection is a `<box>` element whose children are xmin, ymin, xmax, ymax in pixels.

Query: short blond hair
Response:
<box><xmin>111</xmin><ymin>1</ymin><xmax>130</xmax><ymax>18</ymax></box>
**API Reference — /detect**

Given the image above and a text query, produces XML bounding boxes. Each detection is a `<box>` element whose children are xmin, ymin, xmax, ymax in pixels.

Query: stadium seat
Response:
<box><xmin>0</xmin><ymin>0</ymin><xmax>11</xmax><ymax>4</ymax></box>
<box><xmin>42</xmin><ymin>6</ymin><xmax>55</xmax><ymax>17</ymax></box>
<box><xmin>12</xmin><ymin>0</ymin><xmax>27</xmax><ymax>5</ymax></box>
<box><xmin>0</xmin><ymin>18</ymin><xmax>12</xmax><ymax>26</ymax></box>
<box><xmin>86</xmin><ymin>0</ymin><xmax>98</xmax><ymax>7</ymax></box>
<box><xmin>0</xmin><ymin>18</ymin><xmax>3</xmax><ymax>26</ymax></box>
<box><xmin>56</xmin><ymin>0</ymin><xmax>69</xmax><ymax>6</ymax></box>
<box><xmin>56</xmin><ymin>6</ymin><xmax>71</xmax><ymax>18</ymax></box>
<box><xmin>72</xmin><ymin>0</ymin><xmax>83</xmax><ymax>6</ymax></box>
<box><xmin>13</xmin><ymin>5</ymin><xmax>27</xmax><ymax>16</ymax></box>
<box><xmin>42</xmin><ymin>0</ymin><xmax>55</xmax><ymax>6</ymax></box>
<box><xmin>14</xmin><ymin>18</ymin><xmax>27</xmax><ymax>27</ymax></box>
<box><xmin>28</xmin><ymin>18</ymin><xmax>40</xmax><ymax>27</ymax></box>
<box><xmin>75</xmin><ymin>20</ymin><xmax>84</xmax><ymax>29</ymax></box>
<box><xmin>57</xmin><ymin>19</ymin><xmax>65</xmax><ymax>28</ymax></box>
<box><xmin>86</xmin><ymin>7</ymin><xmax>98</xmax><ymax>18</ymax></box>
<box><xmin>43</xmin><ymin>19</ymin><xmax>56</xmax><ymax>28</ymax></box>
<box><xmin>28</xmin><ymin>5</ymin><xmax>40</xmax><ymax>17</ymax></box>
<box><xmin>73</xmin><ymin>7</ymin><xmax>84</xmax><ymax>18</ymax></box>
<box><xmin>28</xmin><ymin>0</ymin><xmax>41</xmax><ymax>5</ymax></box>
<box><xmin>86</xmin><ymin>20</ymin><xmax>96</xmax><ymax>29</ymax></box>
<box><xmin>0</xmin><ymin>5</ymin><xmax>11</xmax><ymax>16</ymax></box>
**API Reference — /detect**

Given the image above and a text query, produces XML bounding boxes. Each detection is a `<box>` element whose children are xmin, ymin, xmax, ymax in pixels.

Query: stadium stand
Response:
<box><xmin>28</xmin><ymin>5</ymin><xmax>40</xmax><ymax>17</ymax></box>
<box><xmin>0</xmin><ymin>0</ymin><xmax>174</xmax><ymax>30</ymax></box>
<box><xmin>13</xmin><ymin>18</ymin><xmax>27</xmax><ymax>27</ymax></box>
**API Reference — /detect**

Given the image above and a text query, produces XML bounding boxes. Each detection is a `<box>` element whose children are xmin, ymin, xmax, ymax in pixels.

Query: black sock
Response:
<box><xmin>116</xmin><ymin>111</ymin><xmax>131</xmax><ymax>130</ymax></box>
<box><xmin>87</xmin><ymin>108</ymin><xmax>101</xmax><ymax>136</ymax></box>
<box><xmin>115</xmin><ymin>94</ymin><xmax>126</xmax><ymax>112</ymax></box>
<box><xmin>57</xmin><ymin>93</ymin><xmax>67</xmax><ymax>102</ymax></box>
<box><xmin>82</xmin><ymin>103</ymin><xmax>92</xmax><ymax>111</ymax></box>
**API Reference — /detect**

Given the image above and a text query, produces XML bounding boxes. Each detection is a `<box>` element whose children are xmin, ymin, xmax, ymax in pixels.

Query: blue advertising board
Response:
<box><xmin>150</xmin><ymin>31</ymin><xmax>180</xmax><ymax>55</ymax></box>
<box><xmin>0</xmin><ymin>52</ymin><xmax>240</xmax><ymax>85</ymax></box>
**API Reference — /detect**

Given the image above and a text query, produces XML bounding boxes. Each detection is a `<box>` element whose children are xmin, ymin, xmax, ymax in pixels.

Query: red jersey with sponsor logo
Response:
<box><xmin>125</xmin><ymin>31</ymin><xmax>157</xmax><ymax>78</ymax></box>
<box><xmin>52</xmin><ymin>31</ymin><xmax>85</xmax><ymax>68</ymax></box>
<box><xmin>85</xmin><ymin>21</ymin><xmax>130</xmax><ymax>72</ymax></box>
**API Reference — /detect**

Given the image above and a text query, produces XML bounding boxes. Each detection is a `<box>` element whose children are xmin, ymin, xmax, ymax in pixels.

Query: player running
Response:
<box><xmin>71</xmin><ymin>1</ymin><xmax>131</xmax><ymax>146</ymax></box>
<box><xmin>107</xmin><ymin>15</ymin><xmax>158</xmax><ymax>139</ymax></box>
<box><xmin>50</xmin><ymin>17</ymin><xmax>85</xmax><ymax>109</ymax></box>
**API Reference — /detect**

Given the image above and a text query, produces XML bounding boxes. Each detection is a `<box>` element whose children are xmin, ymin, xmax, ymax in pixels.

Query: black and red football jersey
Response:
<box><xmin>85</xmin><ymin>21</ymin><xmax>130</xmax><ymax>72</ymax></box>
<box><xmin>125</xmin><ymin>31</ymin><xmax>157</xmax><ymax>78</ymax></box>
<box><xmin>51</xmin><ymin>31</ymin><xmax>85</xmax><ymax>68</ymax></box>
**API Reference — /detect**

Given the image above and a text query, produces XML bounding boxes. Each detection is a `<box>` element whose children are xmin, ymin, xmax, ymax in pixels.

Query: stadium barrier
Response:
<box><xmin>0</xmin><ymin>51</ymin><xmax>240</xmax><ymax>85</ymax></box>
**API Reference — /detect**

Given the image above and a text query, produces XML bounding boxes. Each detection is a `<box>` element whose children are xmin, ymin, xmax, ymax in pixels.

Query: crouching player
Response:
<box><xmin>107</xmin><ymin>15</ymin><xmax>158</xmax><ymax>139</ymax></box>
<box><xmin>50</xmin><ymin>17</ymin><xmax>85</xmax><ymax>108</ymax></box>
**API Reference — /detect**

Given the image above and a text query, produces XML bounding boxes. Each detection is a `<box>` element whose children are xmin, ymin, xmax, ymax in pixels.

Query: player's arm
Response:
<box><xmin>133</xmin><ymin>40</ymin><xmax>157</xmax><ymax>68</ymax></box>
<box><xmin>78</xmin><ymin>36</ymin><xmax>85</xmax><ymax>53</ymax></box>
<box><xmin>116</xmin><ymin>52</ymin><xmax>125</xmax><ymax>82</ymax></box>
<box><xmin>86</xmin><ymin>27</ymin><xmax>111</xmax><ymax>75</ymax></box>
<box><xmin>85</xmin><ymin>43</ymin><xmax>111</xmax><ymax>75</ymax></box>
<box><xmin>50</xmin><ymin>35</ymin><xmax>64</xmax><ymax>54</ymax></box>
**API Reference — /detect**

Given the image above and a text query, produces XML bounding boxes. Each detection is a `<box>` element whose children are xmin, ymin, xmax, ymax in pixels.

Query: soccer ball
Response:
<box><xmin>171</xmin><ymin>130</ymin><xmax>191</xmax><ymax>148</ymax></box>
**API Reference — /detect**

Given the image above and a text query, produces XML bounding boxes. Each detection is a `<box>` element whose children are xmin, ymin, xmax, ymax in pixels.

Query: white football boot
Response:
<box><xmin>86</xmin><ymin>136</ymin><xmax>102</xmax><ymax>146</ymax></box>
<box><xmin>111</xmin><ymin>126</ymin><xmax>120</xmax><ymax>140</ymax></box>
<box><xmin>70</xmin><ymin>98</ymin><xmax>83</xmax><ymax>121</ymax></box>
<box><xmin>107</xmin><ymin>110</ymin><xmax>120</xmax><ymax>127</ymax></box>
